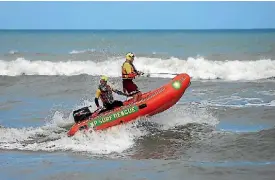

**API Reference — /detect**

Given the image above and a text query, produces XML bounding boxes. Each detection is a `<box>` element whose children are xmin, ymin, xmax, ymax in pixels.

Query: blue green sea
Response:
<box><xmin>1</xmin><ymin>29</ymin><xmax>275</xmax><ymax>180</ymax></box>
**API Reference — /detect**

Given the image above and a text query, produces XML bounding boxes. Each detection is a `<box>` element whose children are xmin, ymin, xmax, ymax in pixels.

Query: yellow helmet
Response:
<box><xmin>126</xmin><ymin>52</ymin><xmax>135</xmax><ymax>61</ymax></box>
<box><xmin>100</xmin><ymin>75</ymin><xmax>108</xmax><ymax>81</ymax></box>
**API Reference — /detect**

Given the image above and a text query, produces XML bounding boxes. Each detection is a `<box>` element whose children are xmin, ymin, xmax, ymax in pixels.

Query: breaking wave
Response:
<box><xmin>0</xmin><ymin>56</ymin><xmax>275</xmax><ymax>80</ymax></box>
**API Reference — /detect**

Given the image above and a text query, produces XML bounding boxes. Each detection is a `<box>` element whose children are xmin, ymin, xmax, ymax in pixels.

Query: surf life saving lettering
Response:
<box><xmin>88</xmin><ymin>106</ymin><xmax>139</xmax><ymax>127</ymax></box>
<box><xmin>140</xmin><ymin>87</ymin><xmax>165</xmax><ymax>102</ymax></box>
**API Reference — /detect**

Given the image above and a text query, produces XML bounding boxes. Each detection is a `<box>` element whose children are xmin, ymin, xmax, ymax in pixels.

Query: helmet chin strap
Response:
<box><xmin>99</xmin><ymin>83</ymin><xmax>107</xmax><ymax>91</ymax></box>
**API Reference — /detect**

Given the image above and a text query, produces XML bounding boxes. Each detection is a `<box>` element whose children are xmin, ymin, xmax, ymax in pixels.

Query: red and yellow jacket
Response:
<box><xmin>121</xmin><ymin>61</ymin><xmax>139</xmax><ymax>79</ymax></box>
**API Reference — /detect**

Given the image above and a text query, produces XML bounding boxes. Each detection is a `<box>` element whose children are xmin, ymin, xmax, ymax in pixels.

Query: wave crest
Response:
<box><xmin>0</xmin><ymin>57</ymin><xmax>275</xmax><ymax>80</ymax></box>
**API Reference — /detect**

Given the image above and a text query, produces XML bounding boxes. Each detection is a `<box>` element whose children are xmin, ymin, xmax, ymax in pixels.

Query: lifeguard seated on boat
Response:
<box><xmin>95</xmin><ymin>75</ymin><xmax>128</xmax><ymax>114</ymax></box>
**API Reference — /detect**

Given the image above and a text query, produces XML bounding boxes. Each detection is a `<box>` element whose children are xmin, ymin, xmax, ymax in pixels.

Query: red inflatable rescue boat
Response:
<box><xmin>67</xmin><ymin>73</ymin><xmax>191</xmax><ymax>137</ymax></box>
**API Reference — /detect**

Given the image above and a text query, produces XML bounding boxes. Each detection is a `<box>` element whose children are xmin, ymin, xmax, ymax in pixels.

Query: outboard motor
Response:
<box><xmin>73</xmin><ymin>106</ymin><xmax>93</xmax><ymax>123</ymax></box>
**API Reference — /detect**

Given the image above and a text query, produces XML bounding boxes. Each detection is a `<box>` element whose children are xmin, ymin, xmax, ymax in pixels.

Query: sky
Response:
<box><xmin>0</xmin><ymin>1</ymin><xmax>275</xmax><ymax>30</ymax></box>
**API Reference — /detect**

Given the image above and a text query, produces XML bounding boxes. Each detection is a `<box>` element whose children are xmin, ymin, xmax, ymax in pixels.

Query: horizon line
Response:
<box><xmin>1</xmin><ymin>28</ymin><xmax>275</xmax><ymax>31</ymax></box>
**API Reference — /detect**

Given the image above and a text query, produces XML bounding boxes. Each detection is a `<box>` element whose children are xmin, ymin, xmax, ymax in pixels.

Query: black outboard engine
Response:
<box><xmin>73</xmin><ymin>106</ymin><xmax>93</xmax><ymax>123</ymax></box>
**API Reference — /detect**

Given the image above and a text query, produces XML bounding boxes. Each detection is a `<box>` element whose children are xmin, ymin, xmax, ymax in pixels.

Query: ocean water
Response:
<box><xmin>1</xmin><ymin>29</ymin><xmax>275</xmax><ymax>180</ymax></box>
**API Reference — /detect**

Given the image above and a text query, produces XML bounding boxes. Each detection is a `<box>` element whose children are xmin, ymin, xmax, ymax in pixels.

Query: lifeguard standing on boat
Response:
<box><xmin>121</xmin><ymin>52</ymin><xmax>144</xmax><ymax>102</ymax></box>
